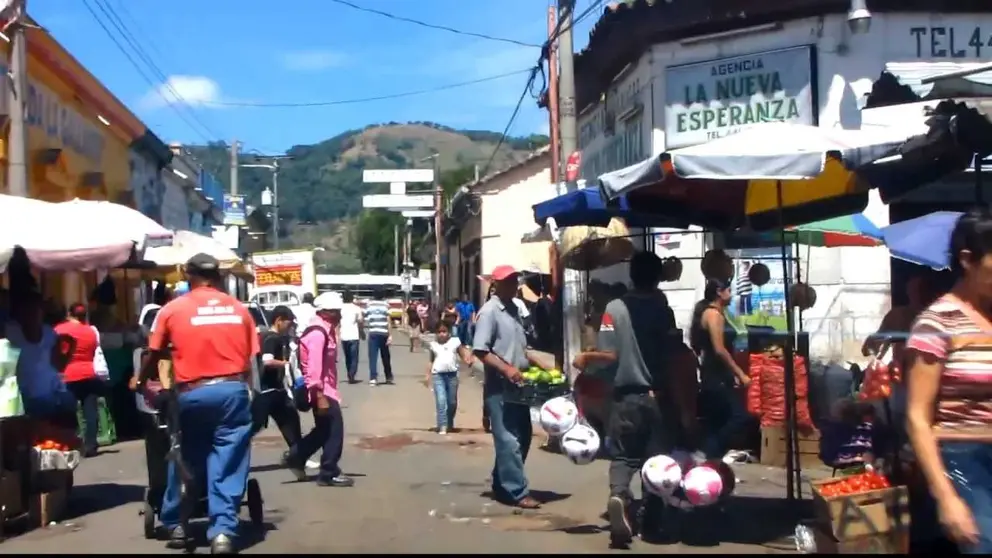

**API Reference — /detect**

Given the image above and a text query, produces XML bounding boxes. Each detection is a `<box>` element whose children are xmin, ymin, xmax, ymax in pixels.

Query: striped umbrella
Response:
<box><xmin>726</xmin><ymin>213</ymin><xmax>883</xmax><ymax>249</ymax></box>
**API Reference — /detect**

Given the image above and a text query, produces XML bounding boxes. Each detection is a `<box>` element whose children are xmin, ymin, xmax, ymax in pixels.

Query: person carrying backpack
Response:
<box><xmin>282</xmin><ymin>293</ymin><xmax>354</xmax><ymax>488</ymax></box>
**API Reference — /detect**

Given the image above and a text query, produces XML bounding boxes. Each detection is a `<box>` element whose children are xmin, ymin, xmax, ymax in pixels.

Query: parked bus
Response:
<box><xmin>316</xmin><ymin>273</ymin><xmax>430</xmax><ymax>323</ymax></box>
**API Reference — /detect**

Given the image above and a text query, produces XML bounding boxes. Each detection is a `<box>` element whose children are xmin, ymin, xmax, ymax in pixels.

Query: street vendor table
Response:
<box><xmin>0</xmin><ymin>416</ymin><xmax>74</xmax><ymax>538</ymax></box>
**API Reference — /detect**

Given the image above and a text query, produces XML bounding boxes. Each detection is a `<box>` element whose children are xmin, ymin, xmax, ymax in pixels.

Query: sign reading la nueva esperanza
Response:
<box><xmin>664</xmin><ymin>45</ymin><xmax>815</xmax><ymax>148</ymax></box>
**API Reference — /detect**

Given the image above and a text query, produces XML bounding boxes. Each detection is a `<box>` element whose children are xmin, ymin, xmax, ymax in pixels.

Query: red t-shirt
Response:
<box><xmin>53</xmin><ymin>320</ymin><xmax>98</xmax><ymax>383</ymax></box>
<box><xmin>148</xmin><ymin>287</ymin><xmax>260</xmax><ymax>385</ymax></box>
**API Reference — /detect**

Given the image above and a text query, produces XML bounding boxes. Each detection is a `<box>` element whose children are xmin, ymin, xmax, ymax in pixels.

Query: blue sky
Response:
<box><xmin>32</xmin><ymin>0</ymin><xmax>598</xmax><ymax>154</ymax></box>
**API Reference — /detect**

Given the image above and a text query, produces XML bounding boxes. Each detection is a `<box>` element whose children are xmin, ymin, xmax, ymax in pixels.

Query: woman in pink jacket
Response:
<box><xmin>282</xmin><ymin>293</ymin><xmax>354</xmax><ymax>487</ymax></box>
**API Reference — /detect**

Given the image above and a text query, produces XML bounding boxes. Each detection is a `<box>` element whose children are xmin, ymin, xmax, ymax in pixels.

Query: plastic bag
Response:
<box><xmin>860</xmin><ymin>346</ymin><xmax>897</xmax><ymax>400</ymax></box>
<box><xmin>0</xmin><ymin>339</ymin><xmax>24</xmax><ymax>419</ymax></box>
<box><xmin>759</xmin><ymin>355</ymin><xmax>813</xmax><ymax>427</ymax></box>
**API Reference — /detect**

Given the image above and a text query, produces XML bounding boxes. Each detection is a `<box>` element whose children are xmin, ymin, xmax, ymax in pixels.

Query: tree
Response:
<box><xmin>352</xmin><ymin>209</ymin><xmax>404</xmax><ymax>274</ymax></box>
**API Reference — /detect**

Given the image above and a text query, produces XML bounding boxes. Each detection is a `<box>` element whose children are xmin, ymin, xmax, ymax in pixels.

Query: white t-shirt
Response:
<box><xmin>293</xmin><ymin>303</ymin><xmax>316</xmax><ymax>327</ymax></box>
<box><xmin>339</xmin><ymin>303</ymin><xmax>362</xmax><ymax>342</ymax></box>
<box><xmin>429</xmin><ymin>337</ymin><xmax>462</xmax><ymax>374</ymax></box>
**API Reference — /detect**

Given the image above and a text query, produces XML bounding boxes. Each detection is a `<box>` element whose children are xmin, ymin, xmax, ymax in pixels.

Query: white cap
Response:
<box><xmin>313</xmin><ymin>292</ymin><xmax>343</xmax><ymax>311</ymax></box>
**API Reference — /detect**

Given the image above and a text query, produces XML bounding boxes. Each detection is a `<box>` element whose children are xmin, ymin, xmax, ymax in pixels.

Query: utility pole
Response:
<box><xmin>431</xmin><ymin>154</ymin><xmax>442</xmax><ymax>305</ymax></box>
<box><xmin>547</xmin><ymin>6</ymin><xmax>561</xmax><ymax>183</ymax></box>
<box><xmin>556</xmin><ymin>0</ymin><xmax>583</xmax><ymax>379</ymax></box>
<box><xmin>241</xmin><ymin>154</ymin><xmax>291</xmax><ymax>250</ymax></box>
<box><xmin>6</xmin><ymin>0</ymin><xmax>29</xmax><ymax>197</ymax></box>
<box><xmin>230</xmin><ymin>140</ymin><xmax>240</xmax><ymax>195</ymax></box>
<box><xmin>393</xmin><ymin>223</ymin><xmax>400</xmax><ymax>276</ymax></box>
<box><xmin>271</xmin><ymin>158</ymin><xmax>280</xmax><ymax>249</ymax></box>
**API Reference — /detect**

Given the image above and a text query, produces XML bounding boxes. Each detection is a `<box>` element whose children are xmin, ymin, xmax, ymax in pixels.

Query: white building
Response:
<box><xmin>575</xmin><ymin>3</ymin><xmax>992</xmax><ymax>360</ymax></box>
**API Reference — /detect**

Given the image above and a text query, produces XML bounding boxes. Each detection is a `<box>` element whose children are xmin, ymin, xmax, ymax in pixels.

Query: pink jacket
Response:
<box><xmin>299</xmin><ymin>316</ymin><xmax>340</xmax><ymax>403</ymax></box>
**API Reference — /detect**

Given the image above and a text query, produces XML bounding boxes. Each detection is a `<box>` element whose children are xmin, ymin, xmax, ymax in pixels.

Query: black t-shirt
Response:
<box><xmin>260</xmin><ymin>330</ymin><xmax>289</xmax><ymax>390</ymax></box>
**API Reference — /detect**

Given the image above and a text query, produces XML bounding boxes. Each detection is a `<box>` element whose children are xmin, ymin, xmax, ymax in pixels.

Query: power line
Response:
<box><xmin>478</xmin><ymin>67</ymin><xmax>540</xmax><ymax>178</ymax></box>
<box><xmin>329</xmin><ymin>0</ymin><xmax>542</xmax><ymax>49</ymax></box>
<box><xmin>88</xmin><ymin>0</ymin><xmax>225</xmax><ymax>142</ymax></box>
<box><xmin>203</xmin><ymin>68</ymin><xmax>535</xmax><ymax>108</ymax></box>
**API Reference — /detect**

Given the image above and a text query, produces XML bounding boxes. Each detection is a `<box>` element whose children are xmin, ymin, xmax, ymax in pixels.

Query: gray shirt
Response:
<box><xmin>599</xmin><ymin>292</ymin><xmax>676</xmax><ymax>390</ymax></box>
<box><xmin>473</xmin><ymin>296</ymin><xmax>529</xmax><ymax>394</ymax></box>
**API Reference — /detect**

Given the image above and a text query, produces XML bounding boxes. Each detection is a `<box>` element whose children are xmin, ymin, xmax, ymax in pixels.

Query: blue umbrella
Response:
<box><xmin>879</xmin><ymin>211</ymin><xmax>963</xmax><ymax>269</ymax></box>
<box><xmin>532</xmin><ymin>187</ymin><xmax>707</xmax><ymax>229</ymax></box>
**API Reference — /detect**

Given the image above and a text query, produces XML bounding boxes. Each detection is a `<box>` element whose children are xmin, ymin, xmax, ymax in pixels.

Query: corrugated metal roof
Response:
<box><xmin>884</xmin><ymin>62</ymin><xmax>992</xmax><ymax>99</ymax></box>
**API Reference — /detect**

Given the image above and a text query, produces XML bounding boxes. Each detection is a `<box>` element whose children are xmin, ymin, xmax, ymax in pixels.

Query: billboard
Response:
<box><xmin>223</xmin><ymin>194</ymin><xmax>247</xmax><ymax>226</ymax></box>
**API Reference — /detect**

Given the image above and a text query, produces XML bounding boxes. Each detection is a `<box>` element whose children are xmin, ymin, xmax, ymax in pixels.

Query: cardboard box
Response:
<box><xmin>0</xmin><ymin>470</ymin><xmax>23</xmax><ymax>518</ymax></box>
<box><xmin>761</xmin><ymin>425</ymin><xmax>822</xmax><ymax>468</ymax></box>
<box><xmin>811</xmin><ymin>524</ymin><xmax>909</xmax><ymax>554</ymax></box>
<box><xmin>810</xmin><ymin>479</ymin><xmax>910</xmax><ymax>541</ymax></box>
<box><xmin>28</xmin><ymin>489</ymin><xmax>66</xmax><ymax>527</ymax></box>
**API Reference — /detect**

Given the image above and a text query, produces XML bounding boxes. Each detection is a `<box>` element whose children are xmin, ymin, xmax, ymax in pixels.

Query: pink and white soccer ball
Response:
<box><xmin>561</xmin><ymin>424</ymin><xmax>600</xmax><ymax>465</ymax></box>
<box><xmin>640</xmin><ymin>455</ymin><xmax>683</xmax><ymax>497</ymax></box>
<box><xmin>538</xmin><ymin>397</ymin><xmax>579</xmax><ymax>436</ymax></box>
<box><xmin>681</xmin><ymin>465</ymin><xmax>724</xmax><ymax>507</ymax></box>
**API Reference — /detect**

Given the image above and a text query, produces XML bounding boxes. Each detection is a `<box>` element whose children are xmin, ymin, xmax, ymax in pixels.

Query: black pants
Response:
<box><xmin>67</xmin><ymin>378</ymin><xmax>104</xmax><ymax>453</ymax></box>
<box><xmin>608</xmin><ymin>391</ymin><xmax>673</xmax><ymax>521</ymax></box>
<box><xmin>251</xmin><ymin>389</ymin><xmax>302</xmax><ymax>448</ymax></box>
<box><xmin>289</xmin><ymin>399</ymin><xmax>344</xmax><ymax>479</ymax></box>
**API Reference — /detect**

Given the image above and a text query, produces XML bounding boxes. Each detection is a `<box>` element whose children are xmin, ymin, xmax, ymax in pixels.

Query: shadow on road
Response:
<box><xmin>65</xmin><ymin>482</ymin><xmax>145</xmax><ymax>520</ymax></box>
<box><xmin>480</xmin><ymin>489</ymin><xmax>572</xmax><ymax>506</ymax></box>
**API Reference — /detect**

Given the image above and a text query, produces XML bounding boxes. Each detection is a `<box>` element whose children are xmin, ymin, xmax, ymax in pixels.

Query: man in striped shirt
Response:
<box><xmin>363</xmin><ymin>290</ymin><xmax>393</xmax><ymax>386</ymax></box>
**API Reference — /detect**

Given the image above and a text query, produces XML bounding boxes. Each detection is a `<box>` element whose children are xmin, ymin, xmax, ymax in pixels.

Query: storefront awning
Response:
<box><xmin>876</xmin><ymin>62</ymin><xmax>992</xmax><ymax>101</ymax></box>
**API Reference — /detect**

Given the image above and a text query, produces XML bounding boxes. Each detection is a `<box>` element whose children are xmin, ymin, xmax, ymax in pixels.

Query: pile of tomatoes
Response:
<box><xmin>817</xmin><ymin>471</ymin><xmax>892</xmax><ymax>498</ymax></box>
<box><xmin>33</xmin><ymin>439</ymin><xmax>72</xmax><ymax>452</ymax></box>
<box><xmin>858</xmin><ymin>360</ymin><xmax>902</xmax><ymax>401</ymax></box>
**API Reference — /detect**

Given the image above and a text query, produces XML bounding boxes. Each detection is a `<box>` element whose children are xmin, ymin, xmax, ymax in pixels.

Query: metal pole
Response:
<box><xmin>230</xmin><ymin>140</ymin><xmax>240</xmax><ymax>195</ymax></box>
<box><xmin>271</xmin><ymin>159</ymin><xmax>280</xmax><ymax>249</ymax></box>
<box><xmin>393</xmin><ymin>223</ymin><xmax>400</xmax><ymax>276</ymax></box>
<box><xmin>432</xmin><ymin>155</ymin><xmax>442</xmax><ymax>305</ymax></box>
<box><xmin>7</xmin><ymin>0</ymin><xmax>29</xmax><ymax>197</ymax></box>
<box><xmin>547</xmin><ymin>6</ymin><xmax>561</xmax><ymax>183</ymax></box>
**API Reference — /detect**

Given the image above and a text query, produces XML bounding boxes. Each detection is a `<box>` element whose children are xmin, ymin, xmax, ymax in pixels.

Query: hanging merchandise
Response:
<box><xmin>661</xmin><ymin>256</ymin><xmax>683</xmax><ymax>282</ymax></box>
<box><xmin>747</xmin><ymin>262</ymin><xmax>771</xmax><ymax>287</ymax></box>
<box><xmin>790</xmin><ymin>282</ymin><xmax>817</xmax><ymax>310</ymax></box>
<box><xmin>558</xmin><ymin>218</ymin><xmax>635</xmax><ymax>271</ymax></box>
<box><xmin>700</xmin><ymin>249</ymin><xmax>733</xmax><ymax>281</ymax></box>
<box><xmin>91</xmin><ymin>276</ymin><xmax>118</xmax><ymax>306</ymax></box>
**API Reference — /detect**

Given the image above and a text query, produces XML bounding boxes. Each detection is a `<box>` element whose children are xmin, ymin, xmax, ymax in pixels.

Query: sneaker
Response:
<box><xmin>316</xmin><ymin>475</ymin><xmax>355</xmax><ymax>487</ymax></box>
<box><xmin>438</xmin><ymin>427</ymin><xmax>448</xmax><ymax>435</ymax></box>
<box><xmin>165</xmin><ymin>525</ymin><xmax>189</xmax><ymax>550</ymax></box>
<box><xmin>607</xmin><ymin>496</ymin><xmax>633</xmax><ymax>548</ymax></box>
<box><xmin>305</xmin><ymin>459</ymin><xmax>319</xmax><ymax>470</ymax></box>
<box><xmin>210</xmin><ymin>533</ymin><xmax>236</xmax><ymax>554</ymax></box>
<box><xmin>369</xmin><ymin>379</ymin><xmax>377</xmax><ymax>387</ymax></box>
<box><xmin>280</xmin><ymin>451</ymin><xmax>306</xmax><ymax>482</ymax></box>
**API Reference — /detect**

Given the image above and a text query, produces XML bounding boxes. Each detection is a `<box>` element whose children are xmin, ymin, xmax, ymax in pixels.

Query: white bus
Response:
<box><xmin>316</xmin><ymin>273</ymin><xmax>430</xmax><ymax>322</ymax></box>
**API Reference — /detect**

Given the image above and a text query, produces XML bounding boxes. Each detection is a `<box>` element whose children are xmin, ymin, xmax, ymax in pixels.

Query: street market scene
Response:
<box><xmin>4</xmin><ymin>0</ymin><xmax>992</xmax><ymax>554</ymax></box>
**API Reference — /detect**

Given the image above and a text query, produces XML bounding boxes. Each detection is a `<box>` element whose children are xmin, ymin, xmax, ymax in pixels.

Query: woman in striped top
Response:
<box><xmin>906</xmin><ymin>208</ymin><xmax>992</xmax><ymax>553</ymax></box>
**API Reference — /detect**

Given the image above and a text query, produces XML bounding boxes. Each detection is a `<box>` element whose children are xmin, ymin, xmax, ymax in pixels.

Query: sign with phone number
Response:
<box><xmin>910</xmin><ymin>25</ymin><xmax>992</xmax><ymax>58</ymax></box>
<box><xmin>255</xmin><ymin>265</ymin><xmax>303</xmax><ymax>287</ymax></box>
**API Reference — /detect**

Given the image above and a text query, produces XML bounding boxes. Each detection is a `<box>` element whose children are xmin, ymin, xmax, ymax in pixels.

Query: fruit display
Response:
<box><xmin>33</xmin><ymin>439</ymin><xmax>72</xmax><ymax>452</ymax></box>
<box><xmin>521</xmin><ymin>367</ymin><xmax>567</xmax><ymax>385</ymax></box>
<box><xmin>816</xmin><ymin>471</ymin><xmax>891</xmax><ymax>498</ymax></box>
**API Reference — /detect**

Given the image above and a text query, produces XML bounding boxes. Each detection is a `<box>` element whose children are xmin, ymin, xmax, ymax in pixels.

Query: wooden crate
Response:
<box><xmin>760</xmin><ymin>425</ymin><xmax>821</xmax><ymax>468</ymax></box>
<box><xmin>811</xmin><ymin>524</ymin><xmax>909</xmax><ymax>554</ymax></box>
<box><xmin>810</xmin><ymin>479</ymin><xmax>910</xmax><ymax>541</ymax></box>
<box><xmin>28</xmin><ymin>489</ymin><xmax>67</xmax><ymax>527</ymax></box>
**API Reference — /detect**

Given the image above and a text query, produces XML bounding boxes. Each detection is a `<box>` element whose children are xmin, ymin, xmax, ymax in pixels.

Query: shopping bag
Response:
<box><xmin>0</xmin><ymin>339</ymin><xmax>24</xmax><ymax>418</ymax></box>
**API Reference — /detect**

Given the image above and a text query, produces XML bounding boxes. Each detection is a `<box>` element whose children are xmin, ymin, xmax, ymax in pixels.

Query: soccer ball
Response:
<box><xmin>682</xmin><ymin>465</ymin><xmax>724</xmax><ymax>507</ymax></box>
<box><xmin>538</xmin><ymin>397</ymin><xmax>579</xmax><ymax>436</ymax></box>
<box><xmin>641</xmin><ymin>455</ymin><xmax>683</xmax><ymax>497</ymax></box>
<box><xmin>561</xmin><ymin>424</ymin><xmax>600</xmax><ymax>465</ymax></box>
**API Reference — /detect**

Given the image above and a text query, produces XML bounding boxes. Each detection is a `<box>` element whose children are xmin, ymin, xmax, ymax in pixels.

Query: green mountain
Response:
<box><xmin>186</xmin><ymin>122</ymin><xmax>548</xmax><ymax>272</ymax></box>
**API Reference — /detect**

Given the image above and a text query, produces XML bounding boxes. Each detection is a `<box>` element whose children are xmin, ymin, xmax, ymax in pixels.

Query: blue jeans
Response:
<box><xmin>160</xmin><ymin>381</ymin><xmax>253</xmax><ymax>540</ymax></box>
<box><xmin>432</xmin><ymin>372</ymin><xmax>459</xmax><ymax>430</ymax></box>
<box><xmin>699</xmin><ymin>382</ymin><xmax>752</xmax><ymax>459</ymax></box>
<box><xmin>457</xmin><ymin>321</ymin><xmax>472</xmax><ymax>346</ymax></box>
<box><xmin>367</xmin><ymin>334</ymin><xmax>392</xmax><ymax>382</ymax></box>
<box><xmin>484</xmin><ymin>391</ymin><xmax>532</xmax><ymax>502</ymax></box>
<box><xmin>940</xmin><ymin>442</ymin><xmax>992</xmax><ymax>554</ymax></box>
<box><xmin>341</xmin><ymin>340</ymin><xmax>360</xmax><ymax>382</ymax></box>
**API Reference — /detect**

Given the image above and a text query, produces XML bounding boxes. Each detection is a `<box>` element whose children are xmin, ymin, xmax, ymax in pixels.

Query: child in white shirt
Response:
<box><xmin>425</xmin><ymin>321</ymin><xmax>468</xmax><ymax>434</ymax></box>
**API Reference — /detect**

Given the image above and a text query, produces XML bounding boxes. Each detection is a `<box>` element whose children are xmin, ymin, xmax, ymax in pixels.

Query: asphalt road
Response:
<box><xmin>1</xmin><ymin>334</ymin><xmax>815</xmax><ymax>554</ymax></box>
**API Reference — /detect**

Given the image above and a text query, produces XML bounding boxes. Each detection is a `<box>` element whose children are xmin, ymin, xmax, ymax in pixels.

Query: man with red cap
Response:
<box><xmin>473</xmin><ymin>264</ymin><xmax>553</xmax><ymax>510</ymax></box>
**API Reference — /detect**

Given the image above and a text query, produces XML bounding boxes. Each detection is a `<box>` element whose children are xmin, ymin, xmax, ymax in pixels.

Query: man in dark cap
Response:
<box><xmin>139</xmin><ymin>253</ymin><xmax>259</xmax><ymax>554</ymax></box>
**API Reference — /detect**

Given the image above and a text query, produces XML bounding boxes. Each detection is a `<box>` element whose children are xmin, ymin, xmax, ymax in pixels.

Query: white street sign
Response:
<box><xmin>363</xmin><ymin>169</ymin><xmax>434</xmax><ymax>184</ymax></box>
<box><xmin>362</xmin><ymin>194</ymin><xmax>433</xmax><ymax>209</ymax></box>
<box><xmin>400</xmin><ymin>210</ymin><xmax>435</xmax><ymax>218</ymax></box>
<box><xmin>389</xmin><ymin>182</ymin><xmax>406</xmax><ymax>195</ymax></box>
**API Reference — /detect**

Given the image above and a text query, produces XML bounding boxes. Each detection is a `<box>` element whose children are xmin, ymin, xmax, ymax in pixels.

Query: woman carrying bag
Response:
<box><xmin>54</xmin><ymin>303</ymin><xmax>108</xmax><ymax>458</ymax></box>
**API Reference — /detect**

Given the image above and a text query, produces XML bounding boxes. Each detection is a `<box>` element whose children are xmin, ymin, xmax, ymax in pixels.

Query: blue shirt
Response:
<box><xmin>455</xmin><ymin>301</ymin><xmax>476</xmax><ymax>322</ymax></box>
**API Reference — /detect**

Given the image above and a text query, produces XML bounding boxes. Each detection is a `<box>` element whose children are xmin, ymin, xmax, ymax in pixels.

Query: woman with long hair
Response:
<box><xmin>906</xmin><ymin>208</ymin><xmax>992</xmax><ymax>553</ymax></box>
<box><xmin>690</xmin><ymin>278</ymin><xmax>751</xmax><ymax>459</ymax></box>
<box><xmin>54</xmin><ymin>303</ymin><xmax>104</xmax><ymax>457</ymax></box>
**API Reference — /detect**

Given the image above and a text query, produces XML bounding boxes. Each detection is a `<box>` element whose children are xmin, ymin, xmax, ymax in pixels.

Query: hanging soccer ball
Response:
<box><xmin>682</xmin><ymin>465</ymin><xmax>724</xmax><ymax>507</ymax></box>
<box><xmin>539</xmin><ymin>396</ymin><xmax>579</xmax><ymax>436</ymax></box>
<box><xmin>641</xmin><ymin>455</ymin><xmax>683</xmax><ymax>497</ymax></box>
<box><xmin>561</xmin><ymin>424</ymin><xmax>600</xmax><ymax>465</ymax></box>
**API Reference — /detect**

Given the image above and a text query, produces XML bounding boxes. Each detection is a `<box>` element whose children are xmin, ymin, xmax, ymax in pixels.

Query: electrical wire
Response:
<box><xmin>328</xmin><ymin>0</ymin><xmax>541</xmax><ymax>49</ymax></box>
<box><xmin>478</xmin><ymin>66</ymin><xmax>540</xmax><ymax>179</ymax></box>
<box><xmin>88</xmin><ymin>0</ymin><xmax>225</xmax><ymax>142</ymax></box>
<box><xmin>203</xmin><ymin>68</ymin><xmax>536</xmax><ymax>108</ymax></box>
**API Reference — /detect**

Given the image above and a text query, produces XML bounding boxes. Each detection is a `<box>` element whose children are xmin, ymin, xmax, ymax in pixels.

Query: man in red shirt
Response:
<box><xmin>139</xmin><ymin>253</ymin><xmax>259</xmax><ymax>554</ymax></box>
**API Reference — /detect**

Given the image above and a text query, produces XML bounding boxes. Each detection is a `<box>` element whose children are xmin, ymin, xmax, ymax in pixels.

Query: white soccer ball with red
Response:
<box><xmin>538</xmin><ymin>396</ymin><xmax>578</xmax><ymax>436</ymax></box>
<box><xmin>640</xmin><ymin>455</ymin><xmax>683</xmax><ymax>497</ymax></box>
<box><xmin>561</xmin><ymin>424</ymin><xmax>600</xmax><ymax>465</ymax></box>
<box><xmin>682</xmin><ymin>465</ymin><xmax>724</xmax><ymax>507</ymax></box>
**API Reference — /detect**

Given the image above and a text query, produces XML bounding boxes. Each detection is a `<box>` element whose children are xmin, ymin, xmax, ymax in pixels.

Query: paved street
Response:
<box><xmin>3</xmin><ymin>334</ymin><xmax>813</xmax><ymax>554</ymax></box>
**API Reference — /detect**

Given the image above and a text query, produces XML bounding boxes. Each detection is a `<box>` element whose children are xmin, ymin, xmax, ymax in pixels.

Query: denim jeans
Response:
<box><xmin>367</xmin><ymin>334</ymin><xmax>392</xmax><ymax>382</ymax></box>
<box><xmin>940</xmin><ymin>441</ymin><xmax>992</xmax><ymax>554</ymax></box>
<box><xmin>432</xmin><ymin>372</ymin><xmax>459</xmax><ymax>430</ymax></box>
<box><xmin>67</xmin><ymin>378</ymin><xmax>104</xmax><ymax>454</ymax></box>
<box><xmin>341</xmin><ymin>340</ymin><xmax>360</xmax><ymax>382</ymax></box>
<box><xmin>699</xmin><ymin>381</ymin><xmax>752</xmax><ymax>459</ymax></box>
<box><xmin>484</xmin><ymin>390</ymin><xmax>532</xmax><ymax>502</ymax></box>
<box><xmin>456</xmin><ymin>321</ymin><xmax>472</xmax><ymax>346</ymax></box>
<box><xmin>160</xmin><ymin>381</ymin><xmax>253</xmax><ymax>541</ymax></box>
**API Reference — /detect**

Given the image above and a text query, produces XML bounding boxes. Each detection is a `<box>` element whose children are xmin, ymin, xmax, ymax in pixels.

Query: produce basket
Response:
<box><xmin>503</xmin><ymin>367</ymin><xmax>570</xmax><ymax>407</ymax></box>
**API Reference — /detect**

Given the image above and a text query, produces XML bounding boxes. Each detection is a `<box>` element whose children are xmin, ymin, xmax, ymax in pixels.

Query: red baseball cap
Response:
<box><xmin>490</xmin><ymin>265</ymin><xmax>519</xmax><ymax>282</ymax></box>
